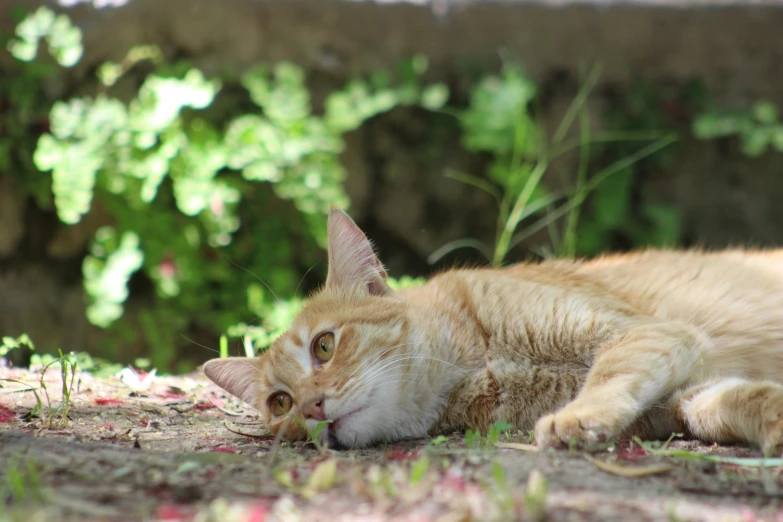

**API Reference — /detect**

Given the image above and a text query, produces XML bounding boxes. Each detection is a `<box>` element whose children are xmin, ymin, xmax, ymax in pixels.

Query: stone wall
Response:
<box><xmin>1</xmin><ymin>0</ymin><xmax>782</xmax><ymax>360</ymax></box>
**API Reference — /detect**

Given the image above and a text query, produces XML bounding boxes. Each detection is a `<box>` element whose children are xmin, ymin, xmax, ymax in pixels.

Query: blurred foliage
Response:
<box><xmin>0</xmin><ymin>8</ymin><xmax>65</xmax><ymax>208</ymax></box>
<box><xmin>434</xmin><ymin>65</ymin><xmax>678</xmax><ymax>266</ymax></box>
<box><xmin>8</xmin><ymin>6</ymin><xmax>82</xmax><ymax>67</ymax></box>
<box><xmin>693</xmin><ymin>99</ymin><xmax>783</xmax><ymax>157</ymax></box>
<box><xmin>2</xmin><ymin>8</ymin><xmax>692</xmax><ymax>372</ymax></box>
<box><xmin>573</xmin><ymin>80</ymin><xmax>705</xmax><ymax>255</ymax></box>
<box><xmin>7</xmin><ymin>7</ymin><xmax>447</xmax><ymax>371</ymax></box>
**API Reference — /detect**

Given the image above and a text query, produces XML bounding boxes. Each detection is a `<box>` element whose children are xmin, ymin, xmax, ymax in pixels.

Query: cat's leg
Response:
<box><xmin>535</xmin><ymin>320</ymin><xmax>706</xmax><ymax>450</ymax></box>
<box><xmin>672</xmin><ymin>378</ymin><xmax>783</xmax><ymax>457</ymax></box>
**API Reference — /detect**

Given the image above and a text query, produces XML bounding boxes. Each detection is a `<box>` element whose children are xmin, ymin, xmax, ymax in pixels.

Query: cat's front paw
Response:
<box><xmin>534</xmin><ymin>406</ymin><xmax>620</xmax><ymax>451</ymax></box>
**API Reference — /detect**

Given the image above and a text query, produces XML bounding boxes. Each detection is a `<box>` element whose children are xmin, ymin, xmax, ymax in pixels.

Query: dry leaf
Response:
<box><xmin>495</xmin><ymin>442</ymin><xmax>540</xmax><ymax>452</ymax></box>
<box><xmin>273</xmin><ymin>467</ymin><xmax>295</xmax><ymax>489</ymax></box>
<box><xmin>586</xmin><ymin>455</ymin><xmax>674</xmax><ymax>477</ymax></box>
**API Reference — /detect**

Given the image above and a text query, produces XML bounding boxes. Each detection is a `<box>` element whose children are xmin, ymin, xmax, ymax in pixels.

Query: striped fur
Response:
<box><xmin>205</xmin><ymin>210</ymin><xmax>783</xmax><ymax>454</ymax></box>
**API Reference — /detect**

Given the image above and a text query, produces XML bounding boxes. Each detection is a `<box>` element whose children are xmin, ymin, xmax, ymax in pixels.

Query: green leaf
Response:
<box><xmin>420</xmin><ymin>83</ymin><xmax>449</xmax><ymax>110</ymax></box>
<box><xmin>409</xmin><ymin>456</ymin><xmax>430</xmax><ymax>486</ymax></box>
<box><xmin>8</xmin><ymin>7</ymin><xmax>83</xmax><ymax>67</ymax></box>
<box><xmin>752</xmin><ymin>100</ymin><xmax>778</xmax><ymax>124</ymax></box>
<box><xmin>461</xmin><ymin>65</ymin><xmax>537</xmax><ymax>155</ymax></box>
<box><xmin>741</xmin><ymin>127</ymin><xmax>770</xmax><ymax>157</ymax></box>
<box><xmin>84</xmin><ymin>229</ymin><xmax>145</xmax><ymax>328</ymax></box>
<box><xmin>692</xmin><ymin>113</ymin><xmax>745</xmax><ymax>140</ymax></box>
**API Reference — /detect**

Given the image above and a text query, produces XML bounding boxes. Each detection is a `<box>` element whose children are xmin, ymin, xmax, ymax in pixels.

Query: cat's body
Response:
<box><xmin>205</xmin><ymin>211</ymin><xmax>783</xmax><ymax>454</ymax></box>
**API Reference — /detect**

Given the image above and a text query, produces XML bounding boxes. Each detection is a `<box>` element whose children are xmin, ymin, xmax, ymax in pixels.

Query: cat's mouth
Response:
<box><xmin>325</xmin><ymin>404</ymin><xmax>370</xmax><ymax>449</ymax></box>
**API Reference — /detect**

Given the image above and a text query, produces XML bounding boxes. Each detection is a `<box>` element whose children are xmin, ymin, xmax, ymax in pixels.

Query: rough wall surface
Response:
<box><xmin>1</xmin><ymin>0</ymin><xmax>782</xmax><ymax>359</ymax></box>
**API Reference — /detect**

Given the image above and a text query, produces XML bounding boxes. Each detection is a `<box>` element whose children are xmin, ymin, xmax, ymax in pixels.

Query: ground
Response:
<box><xmin>1</xmin><ymin>364</ymin><xmax>782</xmax><ymax>522</ymax></box>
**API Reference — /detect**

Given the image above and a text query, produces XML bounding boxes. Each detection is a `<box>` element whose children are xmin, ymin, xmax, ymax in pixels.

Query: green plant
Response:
<box><xmin>694</xmin><ymin>99</ymin><xmax>783</xmax><ymax>157</ymax></box>
<box><xmin>36</xmin><ymin>350</ymin><xmax>78</xmax><ymax>428</ymax></box>
<box><xmin>12</xmin><ymin>5</ymin><xmax>448</xmax><ymax>370</ymax></box>
<box><xmin>465</xmin><ymin>429</ymin><xmax>482</xmax><ymax>448</ymax></box>
<box><xmin>0</xmin><ymin>7</ymin><xmax>72</xmax><ymax>209</ymax></box>
<box><xmin>464</xmin><ymin>420</ymin><xmax>514</xmax><ymax>449</ymax></box>
<box><xmin>0</xmin><ymin>334</ymin><xmax>35</xmax><ymax>359</ymax></box>
<box><xmin>427</xmin><ymin>435</ymin><xmax>449</xmax><ymax>447</ymax></box>
<box><xmin>296</xmin><ymin>418</ymin><xmax>333</xmax><ymax>453</ymax></box>
<box><xmin>432</xmin><ymin>64</ymin><xmax>676</xmax><ymax>266</ymax></box>
<box><xmin>408</xmin><ymin>455</ymin><xmax>430</xmax><ymax>486</ymax></box>
<box><xmin>573</xmin><ymin>80</ymin><xmax>692</xmax><ymax>256</ymax></box>
<box><xmin>3</xmin><ymin>350</ymin><xmax>79</xmax><ymax>428</ymax></box>
<box><xmin>487</xmin><ymin>420</ymin><xmax>514</xmax><ymax>445</ymax></box>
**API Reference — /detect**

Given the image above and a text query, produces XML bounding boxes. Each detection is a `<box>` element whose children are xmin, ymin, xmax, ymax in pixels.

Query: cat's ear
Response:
<box><xmin>203</xmin><ymin>357</ymin><xmax>264</xmax><ymax>409</ymax></box>
<box><xmin>326</xmin><ymin>209</ymin><xmax>392</xmax><ymax>297</ymax></box>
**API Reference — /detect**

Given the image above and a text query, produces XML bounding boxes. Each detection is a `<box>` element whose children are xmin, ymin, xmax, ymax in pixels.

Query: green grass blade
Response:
<box><xmin>219</xmin><ymin>335</ymin><xmax>229</xmax><ymax>359</ymax></box>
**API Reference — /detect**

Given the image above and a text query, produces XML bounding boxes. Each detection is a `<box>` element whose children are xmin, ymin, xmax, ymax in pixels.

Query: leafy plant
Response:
<box><xmin>11</xmin><ymin>5</ymin><xmax>448</xmax><ymax>370</ymax></box>
<box><xmin>432</xmin><ymin>64</ymin><xmax>676</xmax><ymax>266</ymax></box>
<box><xmin>573</xmin><ymin>80</ymin><xmax>692</xmax><ymax>256</ymax></box>
<box><xmin>4</xmin><ymin>8</ymin><xmax>689</xmax><ymax>373</ymax></box>
<box><xmin>464</xmin><ymin>421</ymin><xmax>514</xmax><ymax>449</ymax></box>
<box><xmin>694</xmin><ymin>99</ymin><xmax>783</xmax><ymax>157</ymax></box>
<box><xmin>7</xmin><ymin>6</ymin><xmax>82</xmax><ymax>67</ymax></box>
<box><xmin>487</xmin><ymin>420</ymin><xmax>514</xmax><ymax>445</ymax></box>
<box><xmin>2</xmin><ymin>349</ymin><xmax>79</xmax><ymax>428</ymax></box>
<box><xmin>296</xmin><ymin>418</ymin><xmax>333</xmax><ymax>453</ymax></box>
<box><xmin>465</xmin><ymin>429</ymin><xmax>482</xmax><ymax>448</ymax></box>
<box><xmin>0</xmin><ymin>334</ymin><xmax>35</xmax><ymax>359</ymax></box>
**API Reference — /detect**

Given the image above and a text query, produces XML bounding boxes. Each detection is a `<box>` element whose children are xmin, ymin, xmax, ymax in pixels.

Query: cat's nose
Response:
<box><xmin>302</xmin><ymin>399</ymin><xmax>327</xmax><ymax>421</ymax></box>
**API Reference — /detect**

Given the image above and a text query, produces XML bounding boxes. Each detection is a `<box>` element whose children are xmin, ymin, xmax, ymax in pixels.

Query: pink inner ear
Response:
<box><xmin>326</xmin><ymin>210</ymin><xmax>390</xmax><ymax>295</ymax></box>
<box><xmin>203</xmin><ymin>357</ymin><xmax>262</xmax><ymax>408</ymax></box>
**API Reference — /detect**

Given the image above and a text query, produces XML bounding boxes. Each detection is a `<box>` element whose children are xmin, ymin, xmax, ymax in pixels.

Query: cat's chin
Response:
<box><xmin>327</xmin><ymin>408</ymin><xmax>373</xmax><ymax>449</ymax></box>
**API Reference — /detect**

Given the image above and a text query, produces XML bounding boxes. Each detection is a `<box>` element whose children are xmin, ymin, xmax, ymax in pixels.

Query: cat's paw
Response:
<box><xmin>534</xmin><ymin>405</ymin><xmax>620</xmax><ymax>451</ymax></box>
<box><xmin>760</xmin><ymin>393</ymin><xmax>783</xmax><ymax>458</ymax></box>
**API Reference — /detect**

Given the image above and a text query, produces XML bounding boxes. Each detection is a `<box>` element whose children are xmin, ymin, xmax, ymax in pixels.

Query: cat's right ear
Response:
<box><xmin>203</xmin><ymin>357</ymin><xmax>264</xmax><ymax>409</ymax></box>
<box><xmin>325</xmin><ymin>209</ymin><xmax>393</xmax><ymax>297</ymax></box>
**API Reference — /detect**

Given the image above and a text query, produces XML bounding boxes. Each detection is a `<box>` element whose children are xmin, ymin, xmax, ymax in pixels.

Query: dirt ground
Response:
<box><xmin>1</xmin><ymin>364</ymin><xmax>782</xmax><ymax>522</ymax></box>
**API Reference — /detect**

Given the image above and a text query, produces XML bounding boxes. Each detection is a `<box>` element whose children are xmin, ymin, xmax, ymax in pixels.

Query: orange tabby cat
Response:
<box><xmin>205</xmin><ymin>210</ymin><xmax>783</xmax><ymax>455</ymax></box>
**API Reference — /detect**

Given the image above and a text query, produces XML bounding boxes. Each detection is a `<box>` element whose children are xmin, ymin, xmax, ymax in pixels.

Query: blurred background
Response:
<box><xmin>1</xmin><ymin>0</ymin><xmax>782</xmax><ymax>373</ymax></box>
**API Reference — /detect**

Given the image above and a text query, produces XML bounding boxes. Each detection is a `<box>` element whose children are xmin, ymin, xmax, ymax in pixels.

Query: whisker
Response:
<box><xmin>294</xmin><ymin>262</ymin><xmax>321</xmax><ymax>297</ymax></box>
<box><xmin>352</xmin><ymin>354</ymin><xmax>420</xmax><ymax>389</ymax></box>
<box><xmin>181</xmin><ymin>335</ymin><xmax>221</xmax><ymax>356</ymax></box>
<box><xmin>342</xmin><ymin>339</ymin><xmax>430</xmax><ymax>386</ymax></box>
<box><xmin>224</xmin><ymin>254</ymin><xmax>282</xmax><ymax>305</ymax></box>
<box><xmin>343</xmin><ymin>344</ymin><xmax>403</xmax><ymax>383</ymax></box>
<box><xmin>343</xmin><ymin>355</ymin><xmax>469</xmax><ymax>396</ymax></box>
<box><xmin>361</xmin><ymin>354</ymin><xmax>466</xmax><ymax>384</ymax></box>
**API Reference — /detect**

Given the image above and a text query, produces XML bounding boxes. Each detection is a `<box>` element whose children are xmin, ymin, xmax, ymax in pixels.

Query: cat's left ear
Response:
<box><xmin>325</xmin><ymin>209</ymin><xmax>392</xmax><ymax>297</ymax></box>
<box><xmin>203</xmin><ymin>357</ymin><xmax>265</xmax><ymax>410</ymax></box>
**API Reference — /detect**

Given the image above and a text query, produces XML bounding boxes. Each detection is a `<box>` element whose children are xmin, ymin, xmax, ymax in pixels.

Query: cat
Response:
<box><xmin>204</xmin><ymin>209</ymin><xmax>783</xmax><ymax>455</ymax></box>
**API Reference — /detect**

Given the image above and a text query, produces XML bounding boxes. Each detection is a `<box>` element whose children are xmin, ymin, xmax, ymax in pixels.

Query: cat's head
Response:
<box><xmin>204</xmin><ymin>210</ymin><xmax>432</xmax><ymax>448</ymax></box>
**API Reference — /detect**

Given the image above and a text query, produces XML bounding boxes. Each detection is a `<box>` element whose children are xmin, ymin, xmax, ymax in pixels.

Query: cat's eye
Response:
<box><xmin>312</xmin><ymin>332</ymin><xmax>335</xmax><ymax>363</ymax></box>
<box><xmin>269</xmin><ymin>392</ymin><xmax>292</xmax><ymax>416</ymax></box>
